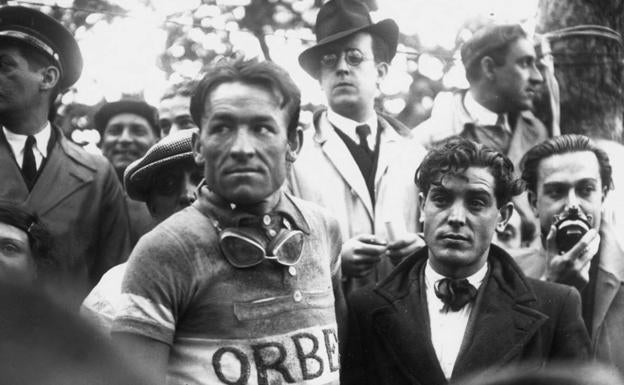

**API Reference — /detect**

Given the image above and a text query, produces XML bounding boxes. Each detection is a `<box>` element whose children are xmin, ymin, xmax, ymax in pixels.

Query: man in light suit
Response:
<box><xmin>342</xmin><ymin>138</ymin><xmax>589</xmax><ymax>385</ymax></box>
<box><xmin>0</xmin><ymin>6</ymin><xmax>130</xmax><ymax>308</ymax></box>
<box><xmin>291</xmin><ymin>0</ymin><xmax>426</xmax><ymax>295</ymax></box>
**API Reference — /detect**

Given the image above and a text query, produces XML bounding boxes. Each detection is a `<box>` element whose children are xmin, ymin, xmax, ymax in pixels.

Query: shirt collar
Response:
<box><xmin>193</xmin><ymin>184</ymin><xmax>310</xmax><ymax>234</ymax></box>
<box><xmin>464</xmin><ymin>90</ymin><xmax>503</xmax><ymax>127</ymax></box>
<box><xmin>326</xmin><ymin>108</ymin><xmax>378</xmax><ymax>142</ymax></box>
<box><xmin>3</xmin><ymin>122</ymin><xmax>52</xmax><ymax>158</ymax></box>
<box><xmin>425</xmin><ymin>259</ymin><xmax>488</xmax><ymax>292</ymax></box>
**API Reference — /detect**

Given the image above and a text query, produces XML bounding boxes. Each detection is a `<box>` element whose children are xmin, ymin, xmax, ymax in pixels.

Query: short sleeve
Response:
<box><xmin>111</xmin><ymin>226</ymin><xmax>195</xmax><ymax>346</ymax></box>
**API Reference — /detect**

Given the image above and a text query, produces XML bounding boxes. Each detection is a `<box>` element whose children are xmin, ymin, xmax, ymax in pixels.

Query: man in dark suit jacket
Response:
<box><xmin>341</xmin><ymin>137</ymin><xmax>589</xmax><ymax>385</ymax></box>
<box><xmin>0</xmin><ymin>6</ymin><xmax>130</xmax><ymax>308</ymax></box>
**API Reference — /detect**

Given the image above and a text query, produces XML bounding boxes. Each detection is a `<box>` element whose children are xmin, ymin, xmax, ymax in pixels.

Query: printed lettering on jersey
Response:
<box><xmin>167</xmin><ymin>324</ymin><xmax>339</xmax><ymax>385</ymax></box>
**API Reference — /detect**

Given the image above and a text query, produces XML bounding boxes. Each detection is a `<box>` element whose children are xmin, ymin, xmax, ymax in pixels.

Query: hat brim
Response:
<box><xmin>125</xmin><ymin>152</ymin><xmax>195</xmax><ymax>202</ymax></box>
<box><xmin>298</xmin><ymin>18</ymin><xmax>399</xmax><ymax>78</ymax></box>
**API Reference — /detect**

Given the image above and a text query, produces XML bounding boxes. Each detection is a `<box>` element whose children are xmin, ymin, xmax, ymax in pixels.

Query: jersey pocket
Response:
<box><xmin>233</xmin><ymin>289</ymin><xmax>334</xmax><ymax>321</ymax></box>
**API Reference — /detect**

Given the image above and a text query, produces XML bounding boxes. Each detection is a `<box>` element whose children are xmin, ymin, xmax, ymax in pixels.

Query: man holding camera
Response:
<box><xmin>521</xmin><ymin>134</ymin><xmax>624</xmax><ymax>374</ymax></box>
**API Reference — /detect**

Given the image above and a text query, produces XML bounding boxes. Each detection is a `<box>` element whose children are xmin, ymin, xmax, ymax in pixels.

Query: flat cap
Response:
<box><xmin>0</xmin><ymin>6</ymin><xmax>83</xmax><ymax>90</ymax></box>
<box><xmin>124</xmin><ymin>129</ymin><xmax>197</xmax><ymax>202</ymax></box>
<box><xmin>94</xmin><ymin>100</ymin><xmax>160</xmax><ymax>137</ymax></box>
<box><xmin>461</xmin><ymin>24</ymin><xmax>527</xmax><ymax>70</ymax></box>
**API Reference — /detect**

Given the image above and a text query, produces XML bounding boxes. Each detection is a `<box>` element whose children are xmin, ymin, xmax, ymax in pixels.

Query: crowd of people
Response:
<box><xmin>1</xmin><ymin>1</ymin><xmax>623</xmax><ymax>384</ymax></box>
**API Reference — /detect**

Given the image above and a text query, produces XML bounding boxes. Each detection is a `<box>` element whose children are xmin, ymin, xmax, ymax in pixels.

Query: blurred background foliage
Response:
<box><xmin>3</xmin><ymin>0</ymin><xmax>538</xmax><ymax>144</ymax></box>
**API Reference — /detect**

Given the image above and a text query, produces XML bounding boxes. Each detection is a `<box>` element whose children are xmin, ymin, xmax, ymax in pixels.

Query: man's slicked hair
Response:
<box><xmin>463</xmin><ymin>24</ymin><xmax>527</xmax><ymax>84</ymax></box>
<box><xmin>190</xmin><ymin>57</ymin><xmax>301</xmax><ymax>139</ymax></box>
<box><xmin>415</xmin><ymin>136</ymin><xmax>524</xmax><ymax>207</ymax></box>
<box><xmin>520</xmin><ymin>134</ymin><xmax>613</xmax><ymax>195</ymax></box>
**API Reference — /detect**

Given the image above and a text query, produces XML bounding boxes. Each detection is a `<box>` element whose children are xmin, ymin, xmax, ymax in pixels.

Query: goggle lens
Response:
<box><xmin>220</xmin><ymin>230</ymin><xmax>265</xmax><ymax>268</ymax></box>
<box><xmin>270</xmin><ymin>230</ymin><xmax>304</xmax><ymax>266</ymax></box>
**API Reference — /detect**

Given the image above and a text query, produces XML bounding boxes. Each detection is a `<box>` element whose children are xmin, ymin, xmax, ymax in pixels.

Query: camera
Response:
<box><xmin>553</xmin><ymin>206</ymin><xmax>592</xmax><ymax>253</ymax></box>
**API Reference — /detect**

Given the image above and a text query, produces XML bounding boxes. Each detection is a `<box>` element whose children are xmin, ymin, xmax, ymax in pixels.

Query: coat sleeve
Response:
<box><xmin>340</xmin><ymin>291</ymin><xmax>378</xmax><ymax>385</ymax></box>
<box><xmin>550</xmin><ymin>285</ymin><xmax>590</xmax><ymax>360</ymax></box>
<box><xmin>90</xmin><ymin>161</ymin><xmax>131</xmax><ymax>286</ymax></box>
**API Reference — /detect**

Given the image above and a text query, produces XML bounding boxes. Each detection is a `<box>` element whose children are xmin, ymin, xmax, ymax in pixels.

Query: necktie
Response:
<box><xmin>22</xmin><ymin>135</ymin><xmax>37</xmax><ymax>188</ymax></box>
<box><xmin>434</xmin><ymin>278</ymin><xmax>477</xmax><ymax>311</ymax></box>
<box><xmin>355</xmin><ymin>124</ymin><xmax>372</xmax><ymax>154</ymax></box>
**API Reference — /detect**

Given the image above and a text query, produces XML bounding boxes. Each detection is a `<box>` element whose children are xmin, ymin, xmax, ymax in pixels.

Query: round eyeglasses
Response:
<box><xmin>320</xmin><ymin>48</ymin><xmax>372</xmax><ymax>69</ymax></box>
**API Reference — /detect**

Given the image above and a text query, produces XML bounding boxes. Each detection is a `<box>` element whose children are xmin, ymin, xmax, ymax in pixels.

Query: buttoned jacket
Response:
<box><xmin>288</xmin><ymin>110</ymin><xmax>426</xmax><ymax>295</ymax></box>
<box><xmin>0</xmin><ymin>125</ymin><xmax>130</xmax><ymax>308</ymax></box>
<box><xmin>341</xmin><ymin>245</ymin><xmax>590</xmax><ymax>385</ymax></box>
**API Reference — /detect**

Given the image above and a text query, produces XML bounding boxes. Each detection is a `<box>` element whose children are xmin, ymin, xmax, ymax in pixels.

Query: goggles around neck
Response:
<box><xmin>213</xmin><ymin>214</ymin><xmax>305</xmax><ymax>269</ymax></box>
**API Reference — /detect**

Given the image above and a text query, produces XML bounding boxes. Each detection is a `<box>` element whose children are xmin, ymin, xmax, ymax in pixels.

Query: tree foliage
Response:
<box><xmin>537</xmin><ymin>0</ymin><xmax>624</xmax><ymax>141</ymax></box>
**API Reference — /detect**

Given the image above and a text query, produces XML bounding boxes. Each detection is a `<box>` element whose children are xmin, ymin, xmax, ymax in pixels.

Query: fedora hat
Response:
<box><xmin>298</xmin><ymin>0</ymin><xmax>398</xmax><ymax>78</ymax></box>
<box><xmin>124</xmin><ymin>129</ymin><xmax>197</xmax><ymax>202</ymax></box>
<box><xmin>0</xmin><ymin>6</ymin><xmax>83</xmax><ymax>90</ymax></box>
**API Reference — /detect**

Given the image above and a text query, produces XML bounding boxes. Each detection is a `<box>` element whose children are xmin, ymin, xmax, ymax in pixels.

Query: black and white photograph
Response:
<box><xmin>0</xmin><ymin>0</ymin><xmax>623</xmax><ymax>384</ymax></box>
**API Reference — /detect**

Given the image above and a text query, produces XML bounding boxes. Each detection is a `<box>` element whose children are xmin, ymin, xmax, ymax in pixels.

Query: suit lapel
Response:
<box><xmin>27</xmin><ymin>133</ymin><xmax>93</xmax><ymax>216</ymax></box>
<box><xmin>374</xmin><ymin>117</ymin><xmax>399</xmax><ymax>188</ymax></box>
<box><xmin>372</xmin><ymin>263</ymin><xmax>447</xmax><ymax>385</ymax></box>
<box><xmin>452</xmin><ymin>261</ymin><xmax>548</xmax><ymax>378</ymax></box>
<box><xmin>0</xmin><ymin>129</ymin><xmax>30</xmax><ymax>201</ymax></box>
<box><xmin>316</xmin><ymin>113</ymin><xmax>374</xmax><ymax>218</ymax></box>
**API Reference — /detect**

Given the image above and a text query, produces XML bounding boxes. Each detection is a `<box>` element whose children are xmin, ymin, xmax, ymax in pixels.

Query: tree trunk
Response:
<box><xmin>536</xmin><ymin>0</ymin><xmax>624</xmax><ymax>141</ymax></box>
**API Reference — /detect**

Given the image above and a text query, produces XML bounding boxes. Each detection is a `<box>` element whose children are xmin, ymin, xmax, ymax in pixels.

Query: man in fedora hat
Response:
<box><xmin>291</xmin><ymin>0</ymin><xmax>427</xmax><ymax>295</ymax></box>
<box><xmin>0</xmin><ymin>6</ymin><xmax>130</xmax><ymax>308</ymax></box>
<box><xmin>95</xmin><ymin>99</ymin><xmax>161</xmax><ymax>246</ymax></box>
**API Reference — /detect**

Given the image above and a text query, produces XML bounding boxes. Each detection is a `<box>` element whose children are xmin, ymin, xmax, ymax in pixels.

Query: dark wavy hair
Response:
<box><xmin>415</xmin><ymin>137</ymin><xmax>525</xmax><ymax>207</ymax></box>
<box><xmin>190</xmin><ymin>57</ymin><xmax>301</xmax><ymax>140</ymax></box>
<box><xmin>0</xmin><ymin>202</ymin><xmax>56</xmax><ymax>276</ymax></box>
<box><xmin>520</xmin><ymin>134</ymin><xmax>613</xmax><ymax>195</ymax></box>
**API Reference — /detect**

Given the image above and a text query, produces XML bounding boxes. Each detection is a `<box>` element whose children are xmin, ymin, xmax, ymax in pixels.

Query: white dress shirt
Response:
<box><xmin>425</xmin><ymin>260</ymin><xmax>488</xmax><ymax>379</ymax></box>
<box><xmin>327</xmin><ymin>108</ymin><xmax>378</xmax><ymax>150</ymax></box>
<box><xmin>463</xmin><ymin>90</ymin><xmax>509</xmax><ymax>133</ymax></box>
<box><xmin>3</xmin><ymin>122</ymin><xmax>51</xmax><ymax>169</ymax></box>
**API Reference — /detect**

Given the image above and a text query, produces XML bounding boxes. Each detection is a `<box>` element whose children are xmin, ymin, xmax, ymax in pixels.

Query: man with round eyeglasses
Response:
<box><xmin>112</xmin><ymin>58</ymin><xmax>345</xmax><ymax>385</ymax></box>
<box><xmin>291</xmin><ymin>0</ymin><xmax>427</xmax><ymax>296</ymax></box>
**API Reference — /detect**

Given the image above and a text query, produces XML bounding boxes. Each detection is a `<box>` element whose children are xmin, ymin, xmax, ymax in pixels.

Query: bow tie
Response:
<box><xmin>434</xmin><ymin>278</ymin><xmax>477</xmax><ymax>312</ymax></box>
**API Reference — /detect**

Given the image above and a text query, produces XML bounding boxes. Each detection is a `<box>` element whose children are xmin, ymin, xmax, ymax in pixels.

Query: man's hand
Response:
<box><xmin>341</xmin><ymin>234</ymin><xmax>387</xmax><ymax>278</ymax></box>
<box><xmin>385</xmin><ymin>232</ymin><xmax>426</xmax><ymax>266</ymax></box>
<box><xmin>543</xmin><ymin>225</ymin><xmax>600</xmax><ymax>287</ymax></box>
